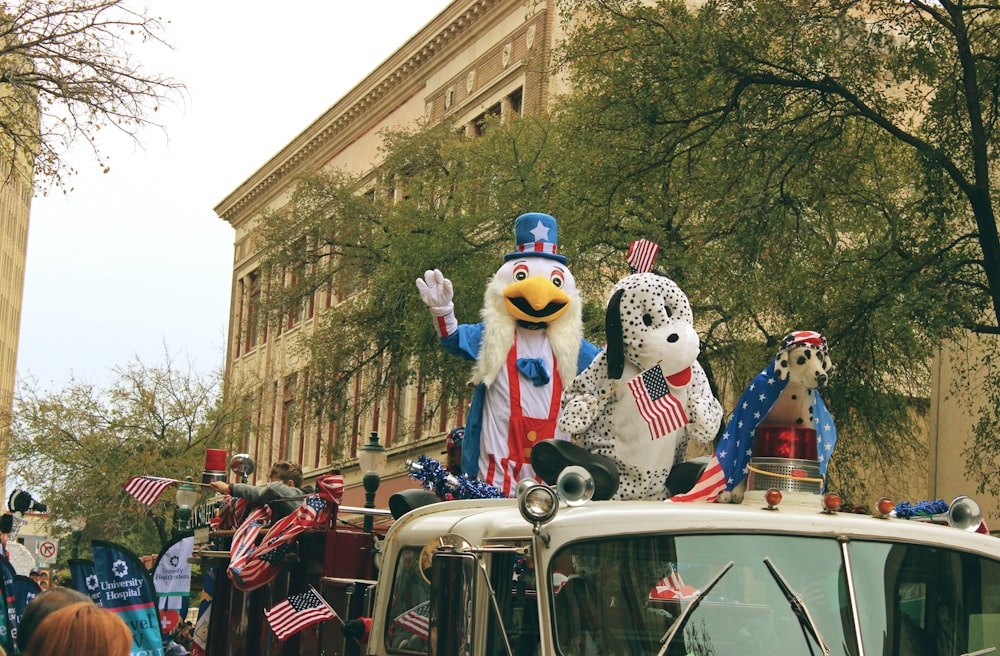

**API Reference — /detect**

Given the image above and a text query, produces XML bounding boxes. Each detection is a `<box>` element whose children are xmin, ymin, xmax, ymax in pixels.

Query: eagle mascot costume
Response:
<box><xmin>417</xmin><ymin>212</ymin><xmax>600</xmax><ymax>496</ymax></box>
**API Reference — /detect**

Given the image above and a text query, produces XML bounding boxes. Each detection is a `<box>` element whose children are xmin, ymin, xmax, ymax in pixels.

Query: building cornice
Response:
<box><xmin>214</xmin><ymin>0</ymin><xmax>509</xmax><ymax>227</ymax></box>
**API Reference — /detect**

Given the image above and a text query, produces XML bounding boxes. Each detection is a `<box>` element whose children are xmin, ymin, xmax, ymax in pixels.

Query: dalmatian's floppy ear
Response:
<box><xmin>605</xmin><ymin>288</ymin><xmax>626</xmax><ymax>380</ymax></box>
<box><xmin>774</xmin><ymin>351</ymin><xmax>791</xmax><ymax>381</ymax></box>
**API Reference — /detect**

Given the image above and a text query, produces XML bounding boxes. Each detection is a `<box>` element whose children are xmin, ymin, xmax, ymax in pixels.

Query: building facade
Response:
<box><xmin>215</xmin><ymin>0</ymin><xmax>999</xmax><ymax>524</ymax></box>
<box><xmin>0</xmin><ymin>172</ymin><xmax>32</xmax><ymax>503</ymax></box>
<box><xmin>215</xmin><ymin>0</ymin><xmax>566</xmax><ymax>505</ymax></box>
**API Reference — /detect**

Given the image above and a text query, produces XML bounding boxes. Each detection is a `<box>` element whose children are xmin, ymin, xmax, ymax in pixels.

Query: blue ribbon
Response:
<box><xmin>516</xmin><ymin>358</ymin><xmax>550</xmax><ymax>386</ymax></box>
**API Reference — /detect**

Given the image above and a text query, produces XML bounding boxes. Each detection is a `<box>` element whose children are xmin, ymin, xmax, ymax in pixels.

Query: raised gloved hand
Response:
<box><xmin>416</xmin><ymin>269</ymin><xmax>458</xmax><ymax>337</ymax></box>
<box><xmin>416</xmin><ymin>269</ymin><xmax>454</xmax><ymax>316</ymax></box>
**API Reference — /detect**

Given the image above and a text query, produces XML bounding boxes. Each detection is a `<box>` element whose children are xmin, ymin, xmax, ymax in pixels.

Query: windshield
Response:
<box><xmin>848</xmin><ymin>540</ymin><xmax>1000</xmax><ymax>656</ymax></box>
<box><xmin>550</xmin><ymin>533</ymin><xmax>854</xmax><ymax>656</ymax></box>
<box><xmin>549</xmin><ymin>534</ymin><xmax>1000</xmax><ymax>656</ymax></box>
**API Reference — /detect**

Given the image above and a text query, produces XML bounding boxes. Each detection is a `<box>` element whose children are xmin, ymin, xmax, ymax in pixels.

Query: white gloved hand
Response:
<box><xmin>416</xmin><ymin>269</ymin><xmax>455</xmax><ymax>317</ymax></box>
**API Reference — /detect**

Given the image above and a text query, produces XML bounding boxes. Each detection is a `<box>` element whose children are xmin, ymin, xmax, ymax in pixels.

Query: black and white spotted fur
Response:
<box><xmin>558</xmin><ymin>273</ymin><xmax>723</xmax><ymax>500</ymax></box>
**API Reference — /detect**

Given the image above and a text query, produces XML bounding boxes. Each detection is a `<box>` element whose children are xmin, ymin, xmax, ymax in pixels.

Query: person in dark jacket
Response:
<box><xmin>209</xmin><ymin>460</ymin><xmax>304</xmax><ymax>520</ymax></box>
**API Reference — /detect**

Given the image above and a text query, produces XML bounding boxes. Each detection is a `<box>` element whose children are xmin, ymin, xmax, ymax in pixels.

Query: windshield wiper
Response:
<box><xmin>655</xmin><ymin>560</ymin><xmax>734</xmax><ymax>656</ymax></box>
<box><xmin>763</xmin><ymin>556</ymin><xmax>831</xmax><ymax>655</ymax></box>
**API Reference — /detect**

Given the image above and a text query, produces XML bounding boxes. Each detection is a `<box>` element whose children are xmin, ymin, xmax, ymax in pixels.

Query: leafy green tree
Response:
<box><xmin>255</xmin><ymin>0</ymin><xmax>1000</xmax><ymax>503</ymax></box>
<box><xmin>253</xmin><ymin>117</ymin><xmax>607</xmax><ymax>435</ymax></box>
<box><xmin>0</xmin><ymin>0</ymin><xmax>182</xmax><ymax>191</ymax></box>
<box><xmin>7</xmin><ymin>352</ymin><xmax>247</xmax><ymax>555</ymax></box>
<box><xmin>549</xmin><ymin>0</ymin><xmax>1000</xmax><ymax>499</ymax></box>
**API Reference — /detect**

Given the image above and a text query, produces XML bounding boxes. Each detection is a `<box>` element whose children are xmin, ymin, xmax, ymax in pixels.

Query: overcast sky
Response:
<box><xmin>15</xmin><ymin>0</ymin><xmax>453</xmax><ymax>389</ymax></box>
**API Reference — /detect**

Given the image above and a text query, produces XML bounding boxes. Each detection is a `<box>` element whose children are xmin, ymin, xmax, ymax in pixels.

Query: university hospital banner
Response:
<box><xmin>69</xmin><ymin>558</ymin><xmax>103</xmax><ymax>605</ymax></box>
<box><xmin>152</xmin><ymin>534</ymin><xmax>194</xmax><ymax>641</ymax></box>
<box><xmin>92</xmin><ymin>540</ymin><xmax>164</xmax><ymax>656</ymax></box>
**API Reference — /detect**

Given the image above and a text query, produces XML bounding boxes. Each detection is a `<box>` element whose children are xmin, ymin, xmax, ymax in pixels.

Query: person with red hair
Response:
<box><xmin>22</xmin><ymin>602</ymin><xmax>132</xmax><ymax>656</ymax></box>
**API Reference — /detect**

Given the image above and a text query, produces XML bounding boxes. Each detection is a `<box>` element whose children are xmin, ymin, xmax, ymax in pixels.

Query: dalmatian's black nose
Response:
<box><xmin>817</xmin><ymin>373</ymin><xmax>828</xmax><ymax>387</ymax></box>
<box><xmin>667</xmin><ymin>333</ymin><xmax>679</xmax><ymax>343</ymax></box>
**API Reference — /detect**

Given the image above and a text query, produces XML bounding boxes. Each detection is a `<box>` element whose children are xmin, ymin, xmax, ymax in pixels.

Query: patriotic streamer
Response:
<box><xmin>227</xmin><ymin>474</ymin><xmax>344</xmax><ymax>592</ymax></box>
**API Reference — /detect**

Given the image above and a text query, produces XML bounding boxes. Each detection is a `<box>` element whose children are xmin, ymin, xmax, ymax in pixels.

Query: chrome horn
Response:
<box><xmin>911</xmin><ymin>496</ymin><xmax>983</xmax><ymax>531</ymax></box>
<box><xmin>556</xmin><ymin>465</ymin><xmax>596</xmax><ymax>507</ymax></box>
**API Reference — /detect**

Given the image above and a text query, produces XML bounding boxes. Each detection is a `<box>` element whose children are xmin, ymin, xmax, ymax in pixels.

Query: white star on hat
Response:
<box><xmin>529</xmin><ymin>220</ymin><xmax>550</xmax><ymax>241</ymax></box>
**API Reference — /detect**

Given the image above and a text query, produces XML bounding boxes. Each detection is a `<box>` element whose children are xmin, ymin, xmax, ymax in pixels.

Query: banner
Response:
<box><xmin>188</xmin><ymin>563</ymin><xmax>216</xmax><ymax>656</ymax></box>
<box><xmin>69</xmin><ymin>558</ymin><xmax>103</xmax><ymax>606</ymax></box>
<box><xmin>152</xmin><ymin>534</ymin><xmax>194</xmax><ymax>641</ymax></box>
<box><xmin>92</xmin><ymin>540</ymin><xmax>165</xmax><ymax>656</ymax></box>
<box><xmin>0</xmin><ymin>556</ymin><xmax>16</xmax><ymax>654</ymax></box>
<box><xmin>12</xmin><ymin>575</ymin><xmax>40</xmax><ymax>639</ymax></box>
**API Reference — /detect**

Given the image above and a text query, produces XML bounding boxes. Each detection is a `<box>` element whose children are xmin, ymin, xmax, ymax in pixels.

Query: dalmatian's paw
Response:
<box><xmin>717</xmin><ymin>481</ymin><xmax>746</xmax><ymax>504</ymax></box>
<box><xmin>558</xmin><ymin>394</ymin><xmax>600</xmax><ymax>434</ymax></box>
<box><xmin>686</xmin><ymin>395</ymin><xmax>723</xmax><ymax>443</ymax></box>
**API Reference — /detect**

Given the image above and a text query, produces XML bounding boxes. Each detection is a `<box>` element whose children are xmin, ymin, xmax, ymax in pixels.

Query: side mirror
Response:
<box><xmin>428</xmin><ymin>551</ymin><xmax>476</xmax><ymax>656</ymax></box>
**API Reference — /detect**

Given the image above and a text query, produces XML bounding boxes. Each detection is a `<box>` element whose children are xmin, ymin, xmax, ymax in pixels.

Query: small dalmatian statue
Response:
<box><xmin>672</xmin><ymin>331</ymin><xmax>837</xmax><ymax>504</ymax></box>
<box><xmin>556</xmin><ymin>272</ymin><xmax>723</xmax><ymax>500</ymax></box>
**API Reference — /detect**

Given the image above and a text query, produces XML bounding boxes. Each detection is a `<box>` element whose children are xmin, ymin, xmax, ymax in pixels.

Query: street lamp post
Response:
<box><xmin>175</xmin><ymin>477</ymin><xmax>199</xmax><ymax>534</ymax></box>
<box><xmin>69</xmin><ymin>515</ymin><xmax>87</xmax><ymax>560</ymax></box>
<box><xmin>358</xmin><ymin>432</ymin><xmax>387</xmax><ymax>533</ymax></box>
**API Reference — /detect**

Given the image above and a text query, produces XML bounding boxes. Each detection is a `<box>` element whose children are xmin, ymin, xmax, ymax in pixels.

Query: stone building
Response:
<box><xmin>214</xmin><ymin>0</ymin><xmax>562</xmax><ymax>506</ymax></box>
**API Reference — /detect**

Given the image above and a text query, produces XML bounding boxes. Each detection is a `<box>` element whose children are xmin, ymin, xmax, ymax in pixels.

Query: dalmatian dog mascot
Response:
<box><xmin>550</xmin><ymin>272</ymin><xmax>723</xmax><ymax>500</ymax></box>
<box><xmin>416</xmin><ymin>213</ymin><xmax>600</xmax><ymax>497</ymax></box>
<box><xmin>672</xmin><ymin>330</ymin><xmax>837</xmax><ymax>503</ymax></box>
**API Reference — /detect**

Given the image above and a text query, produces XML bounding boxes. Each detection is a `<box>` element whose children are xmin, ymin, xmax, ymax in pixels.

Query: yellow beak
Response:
<box><xmin>503</xmin><ymin>277</ymin><xmax>570</xmax><ymax>323</ymax></box>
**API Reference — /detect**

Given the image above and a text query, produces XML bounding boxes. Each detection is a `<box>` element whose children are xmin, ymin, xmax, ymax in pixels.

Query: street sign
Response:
<box><xmin>37</xmin><ymin>539</ymin><xmax>58</xmax><ymax>563</ymax></box>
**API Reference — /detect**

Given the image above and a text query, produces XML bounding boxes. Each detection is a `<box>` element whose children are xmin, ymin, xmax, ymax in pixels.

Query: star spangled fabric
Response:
<box><xmin>124</xmin><ymin>476</ymin><xmax>175</xmax><ymax>506</ymax></box>
<box><xmin>212</xmin><ymin>495</ymin><xmax>249</xmax><ymax>530</ymax></box>
<box><xmin>627</xmin><ymin>239</ymin><xmax>660</xmax><ymax>273</ymax></box>
<box><xmin>670</xmin><ymin>361</ymin><xmax>837</xmax><ymax>502</ymax></box>
<box><xmin>228</xmin><ymin>474</ymin><xmax>344</xmax><ymax>592</ymax></box>
<box><xmin>264</xmin><ymin>588</ymin><xmax>336</xmax><ymax>641</ymax></box>
<box><xmin>393</xmin><ymin>600</ymin><xmax>430</xmax><ymax>640</ymax></box>
<box><xmin>627</xmin><ymin>364</ymin><xmax>688</xmax><ymax>439</ymax></box>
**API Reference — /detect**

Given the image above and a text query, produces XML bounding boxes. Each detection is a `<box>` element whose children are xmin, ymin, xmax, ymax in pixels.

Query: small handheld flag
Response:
<box><xmin>627</xmin><ymin>239</ymin><xmax>660</xmax><ymax>274</ymax></box>
<box><xmin>264</xmin><ymin>587</ymin><xmax>337</xmax><ymax>641</ymax></box>
<box><xmin>627</xmin><ymin>364</ymin><xmax>688</xmax><ymax>439</ymax></box>
<box><xmin>124</xmin><ymin>476</ymin><xmax>176</xmax><ymax>506</ymax></box>
<box><xmin>393</xmin><ymin>600</ymin><xmax>431</xmax><ymax>640</ymax></box>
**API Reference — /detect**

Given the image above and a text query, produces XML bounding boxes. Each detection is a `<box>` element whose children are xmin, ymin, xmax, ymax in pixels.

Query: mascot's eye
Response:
<box><xmin>550</xmin><ymin>270</ymin><xmax>565</xmax><ymax>287</ymax></box>
<box><xmin>643</xmin><ymin>313</ymin><xmax>654</xmax><ymax>326</ymax></box>
<box><xmin>797</xmin><ymin>355</ymin><xmax>808</xmax><ymax>365</ymax></box>
<box><xmin>513</xmin><ymin>263</ymin><xmax>529</xmax><ymax>281</ymax></box>
<box><xmin>664</xmin><ymin>305</ymin><xmax>673</xmax><ymax>318</ymax></box>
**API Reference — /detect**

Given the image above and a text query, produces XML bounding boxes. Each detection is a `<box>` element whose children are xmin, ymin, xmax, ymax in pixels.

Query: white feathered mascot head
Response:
<box><xmin>474</xmin><ymin>213</ymin><xmax>584</xmax><ymax>389</ymax></box>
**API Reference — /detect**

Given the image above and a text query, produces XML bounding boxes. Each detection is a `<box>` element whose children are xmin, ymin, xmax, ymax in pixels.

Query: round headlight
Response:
<box><xmin>519</xmin><ymin>483</ymin><xmax>558</xmax><ymax>525</ymax></box>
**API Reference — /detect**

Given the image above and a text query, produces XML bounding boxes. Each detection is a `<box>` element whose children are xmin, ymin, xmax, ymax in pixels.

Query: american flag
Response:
<box><xmin>212</xmin><ymin>496</ymin><xmax>249</xmax><ymax>530</ymax></box>
<box><xmin>649</xmin><ymin>563</ymin><xmax>700</xmax><ymax>601</ymax></box>
<box><xmin>264</xmin><ymin>588</ymin><xmax>337</xmax><ymax>641</ymax></box>
<box><xmin>124</xmin><ymin>476</ymin><xmax>176</xmax><ymax>506</ymax></box>
<box><xmin>228</xmin><ymin>473</ymin><xmax>344</xmax><ymax>591</ymax></box>
<box><xmin>393</xmin><ymin>601</ymin><xmax>430</xmax><ymax>640</ymax></box>
<box><xmin>628</xmin><ymin>364</ymin><xmax>688</xmax><ymax>439</ymax></box>
<box><xmin>627</xmin><ymin>239</ymin><xmax>660</xmax><ymax>274</ymax></box>
<box><xmin>670</xmin><ymin>361</ymin><xmax>837</xmax><ymax>502</ymax></box>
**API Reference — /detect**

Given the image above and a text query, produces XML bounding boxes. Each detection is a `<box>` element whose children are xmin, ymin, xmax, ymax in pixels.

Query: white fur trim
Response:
<box><xmin>473</xmin><ymin>274</ymin><xmax>583</xmax><ymax>387</ymax></box>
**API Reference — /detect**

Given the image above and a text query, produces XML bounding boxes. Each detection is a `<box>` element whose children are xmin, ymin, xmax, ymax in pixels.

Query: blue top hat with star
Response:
<box><xmin>504</xmin><ymin>212</ymin><xmax>566</xmax><ymax>264</ymax></box>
